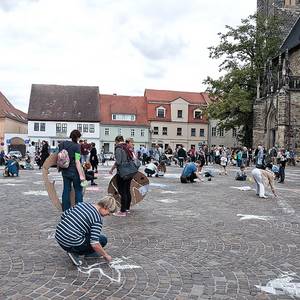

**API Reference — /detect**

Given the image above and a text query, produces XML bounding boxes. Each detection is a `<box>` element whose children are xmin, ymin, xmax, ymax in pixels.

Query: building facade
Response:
<box><xmin>253</xmin><ymin>0</ymin><xmax>300</xmax><ymax>149</ymax></box>
<box><xmin>145</xmin><ymin>89</ymin><xmax>209</xmax><ymax>150</ymax></box>
<box><xmin>0</xmin><ymin>91</ymin><xmax>27</xmax><ymax>155</ymax></box>
<box><xmin>99</xmin><ymin>94</ymin><xmax>150</xmax><ymax>152</ymax></box>
<box><xmin>27</xmin><ymin>84</ymin><xmax>100</xmax><ymax>150</ymax></box>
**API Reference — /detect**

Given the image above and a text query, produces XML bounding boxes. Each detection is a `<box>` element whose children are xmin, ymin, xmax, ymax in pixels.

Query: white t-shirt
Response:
<box><xmin>145</xmin><ymin>163</ymin><xmax>158</xmax><ymax>172</ymax></box>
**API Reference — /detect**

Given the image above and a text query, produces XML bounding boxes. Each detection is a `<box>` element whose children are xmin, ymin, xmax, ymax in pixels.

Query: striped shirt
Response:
<box><xmin>55</xmin><ymin>203</ymin><xmax>103</xmax><ymax>247</ymax></box>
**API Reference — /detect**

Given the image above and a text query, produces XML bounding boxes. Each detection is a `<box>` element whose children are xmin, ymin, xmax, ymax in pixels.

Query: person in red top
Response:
<box><xmin>81</xmin><ymin>140</ymin><xmax>90</xmax><ymax>163</ymax></box>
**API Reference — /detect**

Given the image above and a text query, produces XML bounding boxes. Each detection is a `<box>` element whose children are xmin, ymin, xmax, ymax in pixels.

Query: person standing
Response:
<box><xmin>59</xmin><ymin>130</ymin><xmax>85</xmax><ymax>211</ymax></box>
<box><xmin>177</xmin><ymin>145</ymin><xmax>187</xmax><ymax>167</ymax></box>
<box><xmin>109</xmin><ymin>135</ymin><xmax>134</xmax><ymax>217</ymax></box>
<box><xmin>278</xmin><ymin>149</ymin><xmax>287</xmax><ymax>183</ymax></box>
<box><xmin>40</xmin><ymin>140</ymin><xmax>49</xmax><ymax>169</ymax></box>
<box><xmin>81</xmin><ymin>140</ymin><xmax>90</xmax><ymax>163</ymax></box>
<box><xmin>90</xmin><ymin>143</ymin><xmax>99</xmax><ymax>173</ymax></box>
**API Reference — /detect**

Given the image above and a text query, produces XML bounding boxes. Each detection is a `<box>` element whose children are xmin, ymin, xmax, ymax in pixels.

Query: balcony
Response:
<box><xmin>289</xmin><ymin>76</ymin><xmax>300</xmax><ymax>90</ymax></box>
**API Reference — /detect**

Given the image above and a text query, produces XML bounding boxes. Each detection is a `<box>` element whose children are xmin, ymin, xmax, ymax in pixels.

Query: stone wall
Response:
<box><xmin>289</xmin><ymin>49</ymin><xmax>300</xmax><ymax>75</ymax></box>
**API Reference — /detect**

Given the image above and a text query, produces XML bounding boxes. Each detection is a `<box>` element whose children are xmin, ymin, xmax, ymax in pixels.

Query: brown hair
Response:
<box><xmin>115</xmin><ymin>135</ymin><xmax>124</xmax><ymax>143</ymax></box>
<box><xmin>70</xmin><ymin>130</ymin><xmax>81</xmax><ymax>143</ymax></box>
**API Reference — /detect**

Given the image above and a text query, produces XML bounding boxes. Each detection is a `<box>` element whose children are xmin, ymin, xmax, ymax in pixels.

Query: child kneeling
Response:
<box><xmin>235</xmin><ymin>165</ymin><xmax>247</xmax><ymax>181</ymax></box>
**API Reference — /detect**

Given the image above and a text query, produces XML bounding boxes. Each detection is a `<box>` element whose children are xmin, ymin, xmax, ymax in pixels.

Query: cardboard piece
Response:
<box><xmin>42</xmin><ymin>153</ymin><xmax>76</xmax><ymax>211</ymax></box>
<box><xmin>107</xmin><ymin>171</ymin><xmax>149</xmax><ymax>207</ymax></box>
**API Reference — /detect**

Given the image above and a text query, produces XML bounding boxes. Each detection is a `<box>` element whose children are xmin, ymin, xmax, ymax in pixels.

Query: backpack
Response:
<box><xmin>57</xmin><ymin>148</ymin><xmax>70</xmax><ymax>169</ymax></box>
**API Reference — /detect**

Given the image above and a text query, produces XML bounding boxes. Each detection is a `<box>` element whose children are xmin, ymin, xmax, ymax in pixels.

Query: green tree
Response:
<box><xmin>205</xmin><ymin>13</ymin><xmax>281</xmax><ymax>147</ymax></box>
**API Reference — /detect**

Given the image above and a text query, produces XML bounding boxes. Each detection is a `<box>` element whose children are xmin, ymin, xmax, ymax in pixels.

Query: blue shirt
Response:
<box><xmin>182</xmin><ymin>163</ymin><xmax>197</xmax><ymax>177</ymax></box>
<box><xmin>55</xmin><ymin>203</ymin><xmax>103</xmax><ymax>247</ymax></box>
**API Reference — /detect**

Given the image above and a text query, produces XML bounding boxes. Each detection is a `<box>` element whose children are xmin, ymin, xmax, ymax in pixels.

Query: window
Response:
<box><xmin>89</xmin><ymin>124</ymin><xmax>95</xmax><ymax>133</ymax></box>
<box><xmin>162</xmin><ymin>127</ymin><xmax>168</xmax><ymax>135</ymax></box>
<box><xmin>177</xmin><ymin>128</ymin><xmax>182</xmax><ymax>136</ymax></box>
<box><xmin>77</xmin><ymin>124</ymin><xmax>82</xmax><ymax>132</ymax></box>
<box><xmin>200</xmin><ymin>129</ymin><xmax>205</xmax><ymax>137</ymax></box>
<box><xmin>194</xmin><ymin>109</ymin><xmax>203</xmax><ymax>119</ymax></box>
<box><xmin>177</xmin><ymin>110</ymin><xmax>183</xmax><ymax>118</ymax></box>
<box><xmin>191</xmin><ymin>128</ymin><xmax>196</xmax><ymax>136</ymax></box>
<box><xmin>83</xmin><ymin>124</ymin><xmax>88</xmax><ymax>133</ymax></box>
<box><xmin>218</xmin><ymin>128</ymin><xmax>224</xmax><ymax>137</ymax></box>
<box><xmin>131</xmin><ymin>129</ymin><xmax>135</xmax><ymax>137</ymax></box>
<box><xmin>34</xmin><ymin>123</ymin><xmax>39</xmax><ymax>131</ymax></box>
<box><xmin>56</xmin><ymin>123</ymin><xmax>61</xmax><ymax>133</ymax></box>
<box><xmin>212</xmin><ymin>127</ymin><xmax>217</xmax><ymax>136</ymax></box>
<box><xmin>232</xmin><ymin>128</ymin><xmax>237</xmax><ymax>137</ymax></box>
<box><xmin>153</xmin><ymin>127</ymin><xmax>159</xmax><ymax>135</ymax></box>
<box><xmin>40</xmin><ymin>123</ymin><xmax>46</xmax><ymax>131</ymax></box>
<box><xmin>156</xmin><ymin>107</ymin><xmax>165</xmax><ymax>118</ymax></box>
<box><xmin>112</xmin><ymin>114</ymin><xmax>136</xmax><ymax>121</ymax></box>
<box><xmin>62</xmin><ymin>123</ymin><xmax>67</xmax><ymax>133</ymax></box>
<box><xmin>105</xmin><ymin>128</ymin><xmax>109</xmax><ymax>136</ymax></box>
<box><xmin>140</xmin><ymin>129</ymin><xmax>145</xmax><ymax>137</ymax></box>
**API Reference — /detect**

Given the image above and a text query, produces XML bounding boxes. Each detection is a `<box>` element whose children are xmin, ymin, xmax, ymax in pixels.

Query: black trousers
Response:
<box><xmin>116</xmin><ymin>174</ymin><xmax>132</xmax><ymax>212</ymax></box>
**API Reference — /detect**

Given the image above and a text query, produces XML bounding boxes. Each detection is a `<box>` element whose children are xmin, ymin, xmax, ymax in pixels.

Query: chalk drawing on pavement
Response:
<box><xmin>237</xmin><ymin>214</ymin><xmax>274</xmax><ymax>221</ymax></box>
<box><xmin>255</xmin><ymin>272</ymin><xmax>300</xmax><ymax>297</ymax></box>
<box><xmin>23</xmin><ymin>190</ymin><xmax>48</xmax><ymax>196</ymax></box>
<box><xmin>78</xmin><ymin>257</ymin><xmax>142</xmax><ymax>283</ymax></box>
<box><xmin>156</xmin><ymin>199</ymin><xmax>178</xmax><ymax>204</ymax></box>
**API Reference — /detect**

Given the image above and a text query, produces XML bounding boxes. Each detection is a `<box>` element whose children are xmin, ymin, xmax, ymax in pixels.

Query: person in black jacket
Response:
<box><xmin>177</xmin><ymin>145</ymin><xmax>187</xmax><ymax>167</ymax></box>
<box><xmin>40</xmin><ymin>140</ymin><xmax>49</xmax><ymax>169</ymax></box>
<box><xmin>90</xmin><ymin>143</ymin><xmax>99</xmax><ymax>173</ymax></box>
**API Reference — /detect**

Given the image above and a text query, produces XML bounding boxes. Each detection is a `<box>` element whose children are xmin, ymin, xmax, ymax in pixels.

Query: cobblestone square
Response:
<box><xmin>1</xmin><ymin>163</ymin><xmax>300</xmax><ymax>299</ymax></box>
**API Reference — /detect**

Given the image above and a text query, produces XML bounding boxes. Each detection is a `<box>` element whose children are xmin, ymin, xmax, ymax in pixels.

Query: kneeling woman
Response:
<box><xmin>55</xmin><ymin>195</ymin><xmax>117</xmax><ymax>266</ymax></box>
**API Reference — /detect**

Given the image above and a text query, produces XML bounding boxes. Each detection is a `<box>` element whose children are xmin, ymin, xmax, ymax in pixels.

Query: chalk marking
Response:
<box><xmin>4</xmin><ymin>183</ymin><xmax>25</xmax><ymax>186</ymax></box>
<box><xmin>77</xmin><ymin>257</ymin><xmax>141</xmax><ymax>283</ymax></box>
<box><xmin>47</xmin><ymin>231</ymin><xmax>56</xmax><ymax>239</ymax></box>
<box><xmin>161</xmin><ymin>191</ymin><xmax>177</xmax><ymax>194</ymax></box>
<box><xmin>23</xmin><ymin>190</ymin><xmax>48</xmax><ymax>196</ymax></box>
<box><xmin>230</xmin><ymin>186</ymin><xmax>253</xmax><ymax>191</ymax></box>
<box><xmin>276</xmin><ymin>197</ymin><xmax>295</xmax><ymax>215</ymax></box>
<box><xmin>86</xmin><ymin>187</ymin><xmax>100</xmax><ymax>191</ymax></box>
<box><xmin>150</xmin><ymin>183</ymin><xmax>167</xmax><ymax>188</ymax></box>
<box><xmin>163</xmin><ymin>173</ymin><xmax>180</xmax><ymax>179</ymax></box>
<box><xmin>255</xmin><ymin>272</ymin><xmax>300</xmax><ymax>297</ymax></box>
<box><xmin>237</xmin><ymin>214</ymin><xmax>274</xmax><ymax>221</ymax></box>
<box><xmin>156</xmin><ymin>199</ymin><xmax>178</xmax><ymax>204</ymax></box>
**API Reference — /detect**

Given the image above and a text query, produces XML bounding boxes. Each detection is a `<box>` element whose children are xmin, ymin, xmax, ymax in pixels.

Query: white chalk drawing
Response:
<box><xmin>156</xmin><ymin>199</ymin><xmax>178</xmax><ymax>204</ymax></box>
<box><xmin>276</xmin><ymin>197</ymin><xmax>295</xmax><ymax>215</ymax></box>
<box><xmin>163</xmin><ymin>173</ymin><xmax>180</xmax><ymax>179</ymax></box>
<box><xmin>86</xmin><ymin>186</ymin><xmax>100</xmax><ymax>191</ymax></box>
<box><xmin>255</xmin><ymin>272</ymin><xmax>300</xmax><ymax>297</ymax></box>
<box><xmin>150</xmin><ymin>183</ymin><xmax>167</xmax><ymax>188</ymax></box>
<box><xmin>78</xmin><ymin>257</ymin><xmax>142</xmax><ymax>283</ymax></box>
<box><xmin>161</xmin><ymin>190</ymin><xmax>177</xmax><ymax>194</ymax></box>
<box><xmin>23</xmin><ymin>190</ymin><xmax>48</xmax><ymax>196</ymax></box>
<box><xmin>4</xmin><ymin>183</ymin><xmax>25</xmax><ymax>186</ymax></box>
<box><xmin>47</xmin><ymin>231</ymin><xmax>56</xmax><ymax>239</ymax></box>
<box><xmin>230</xmin><ymin>186</ymin><xmax>253</xmax><ymax>191</ymax></box>
<box><xmin>237</xmin><ymin>214</ymin><xmax>274</xmax><ymax>221</ymax></box>
<box><xmin>138</xmin><ymin>184</ymin><xmax>149</xmax><ymax>196</ymax></box>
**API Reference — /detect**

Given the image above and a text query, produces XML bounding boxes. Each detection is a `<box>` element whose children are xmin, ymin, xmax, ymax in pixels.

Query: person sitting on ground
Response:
<box><xmin>235</xmin><ymin>165</ymin><xmax>247</xmax><ymax>181</ymax></box>
<box><xmin>55</xmin><ymin>195</ymin><xmax>117</xmax><ymax>266</ymax></box>
<box><xmin>4</xmin><ymin>156</ymin><xmax>19</xmax><ymax>177</ymax></box>
<box><xmin>144</xmin><ymin>161</ymin><xmax>158</xmax><ymax>177</ymax></box>
<box><xmin>83</xmin><ymin>162</ymin><xmax>97</xmax><ymax>186</ymax></box>
<box><xmin>180</xmin><ymin>160</ymin><xmax>203</xmax><ymax>183</ymax></box>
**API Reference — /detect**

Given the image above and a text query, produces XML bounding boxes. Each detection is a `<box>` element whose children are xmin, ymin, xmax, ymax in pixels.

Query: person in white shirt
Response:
<box><xmin>144</xmin><ymin>161</ymin><xmax>158</xmax><ymax>177</ymax></box>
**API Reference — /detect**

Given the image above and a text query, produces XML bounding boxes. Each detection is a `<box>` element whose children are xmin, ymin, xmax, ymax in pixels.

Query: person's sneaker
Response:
<box><xmin>260</xmin><ymin>195</ymin><xmax>268</xmax><ymax>199</ymax></box>
<box><xmin>84</xmin><ymin>252</ymin><xmax>103</xmax><ymax>259</ymax></box>
<box><xmin>91</xmin><ymin>182</ymin><xmax>98</xmax><ymax>186</ymax></box>
<box><xmin>113</xmin><ymin>211</ymin><xmax>127</xmax><ymax>217</ymax></box>
<box><xmin>67</xmin><ymin>252</ymin><xmax>82</xmax><ymax>266</ymax></box>
<box><xmin>126</xmin><ymin>209</ymin><xmax>130</xmax><ymax>214</ymax></box>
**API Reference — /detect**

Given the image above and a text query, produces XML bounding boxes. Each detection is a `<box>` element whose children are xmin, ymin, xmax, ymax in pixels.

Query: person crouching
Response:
<box><xmin>55</xmin><ymin>195</ymin><xmax>117</xmax><ymax>266</ymax></box>
<box><xmin>83</xmin><ymin>162</ymin><xmax>97</xmax><ymax>186</ymax></box>
<box><xmin>144</xmin><ymin>161</ymin><xmax>158</xmax><ymax>177</ymax></box>
<box><xmin>180</xmin><ymin>160</ymin><xmax>203</xmax><ymax>183</ymax></box>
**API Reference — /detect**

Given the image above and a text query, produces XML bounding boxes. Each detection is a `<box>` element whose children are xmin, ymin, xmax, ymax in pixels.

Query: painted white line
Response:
<box><xmin>255</xmin><ymin>272</ymin><xmax>300</xmax><ymax>297</ymax></box>
<box><xmin>237</xmin><ymin>214</ymin><xmax>274</xmax><ymax>221</ymax></box>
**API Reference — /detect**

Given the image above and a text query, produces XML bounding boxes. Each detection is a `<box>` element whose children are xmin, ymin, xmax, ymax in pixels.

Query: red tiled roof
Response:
<box><xmin>144</xmin><ymin>89</ymin><xmax>210</xmax><ymax>105</ymax></box>
<box><xmin>99</xmin><ymin>94</ymin><xmax>149</xmax><ymax>126</ymax></box>
<box><xmin>0</xmin><ymin>91</ymin><xmax>27</xmax><ymax>123</ymax></box>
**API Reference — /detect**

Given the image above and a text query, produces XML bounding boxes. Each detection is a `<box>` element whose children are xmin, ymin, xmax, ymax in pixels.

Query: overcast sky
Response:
<box><xmin>0</xmin><ymin>0</ymin><xmax>256</xmax><ymax>113</ymax></box>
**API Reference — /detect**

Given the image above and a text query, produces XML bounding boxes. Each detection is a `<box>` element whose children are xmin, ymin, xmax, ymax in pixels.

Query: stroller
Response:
<box><xmin>3</xmin><ymin>158</ymin><xmax>19</xmax><ymax>177</ymax></box>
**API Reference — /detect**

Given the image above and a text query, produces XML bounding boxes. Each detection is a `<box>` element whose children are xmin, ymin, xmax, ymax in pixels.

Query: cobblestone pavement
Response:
<box><xmin>0</xmin><ymin>162</ymin><xmax>300</xmax><ymax>300</ymax></box>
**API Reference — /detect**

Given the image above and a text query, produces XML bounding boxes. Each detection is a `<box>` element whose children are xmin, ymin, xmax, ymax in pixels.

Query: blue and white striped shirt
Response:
<box><xmin>55</xmin><ymin>203</ymin><xmax>103</xmax><ymax>247</ymax></box>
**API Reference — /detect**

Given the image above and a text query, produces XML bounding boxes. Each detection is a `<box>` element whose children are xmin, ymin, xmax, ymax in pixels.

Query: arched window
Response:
<box><xmin>193</xmin><ymin>108</ymin><xmax>203</xmax><ymax>119</ymax></box>
<box><xmin>156</xmin><ymin>106</ymin><xmax>166</xmax><ymax>118</ymax></box>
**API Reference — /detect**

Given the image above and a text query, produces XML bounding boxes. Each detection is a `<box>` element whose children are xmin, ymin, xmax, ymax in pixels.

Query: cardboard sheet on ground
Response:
<box><xmin>42</xmin><ymin>153</ymin><xmax>75</xmax><ymax>211</ymax></box>
<box><xmin>107</xmin><ymin>171</ymin><xmax>149</xmax><ymax>207</ymax></box>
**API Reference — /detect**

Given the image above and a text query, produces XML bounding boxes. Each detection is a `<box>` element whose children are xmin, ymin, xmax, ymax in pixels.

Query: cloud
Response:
<box><xmin>131</xmin><ymin>33</ymin><xmax>187</xmax><ymax>60</ymax></box>
<box><xmin>0</xmin><ymin>0</ymin><xmax>39</xmax><ymax>11</ymax></box>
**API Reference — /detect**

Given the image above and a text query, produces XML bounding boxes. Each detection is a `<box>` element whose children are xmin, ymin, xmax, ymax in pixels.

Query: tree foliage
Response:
<box><xmin>205</xmin><ymin>13</ymin><xmax>281</xmax><ymax>147</ymax></box>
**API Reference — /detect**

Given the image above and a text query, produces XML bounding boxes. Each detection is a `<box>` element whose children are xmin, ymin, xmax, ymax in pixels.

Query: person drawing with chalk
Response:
<box><xmin>55</xmin><ymin>195</ymin><xmax>117</xmax><ymax>266</ymax></box>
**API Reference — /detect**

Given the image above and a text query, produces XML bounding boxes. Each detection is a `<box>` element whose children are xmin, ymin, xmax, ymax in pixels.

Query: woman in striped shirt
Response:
<box><xmin>55</xmin><ymin>195</ymin><xmax>117</xmax><ymax>266</ymax></box>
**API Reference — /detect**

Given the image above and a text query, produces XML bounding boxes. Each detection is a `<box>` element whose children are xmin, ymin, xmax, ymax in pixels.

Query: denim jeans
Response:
<box><xmin>59</xmin><ymin>235</ymin><xmax>107</xmax><ymax>255</ymax></box>
<box><xmin>62</xmin><ymin>173</ymin><xmax>83</xmax><ymax>211</ymax></box>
